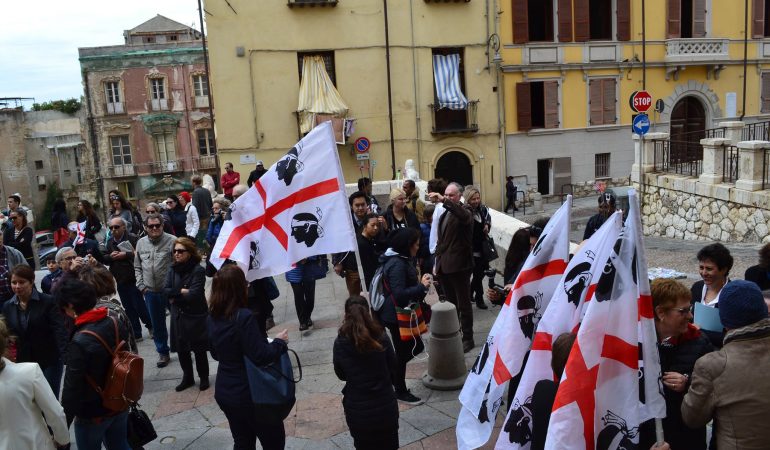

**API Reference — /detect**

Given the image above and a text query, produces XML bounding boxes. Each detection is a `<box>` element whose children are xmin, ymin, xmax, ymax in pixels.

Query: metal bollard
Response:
<box><xmin>422</xmin><ymin>301</ymin><xmax>467</xmax><ymax>390</ymax></box>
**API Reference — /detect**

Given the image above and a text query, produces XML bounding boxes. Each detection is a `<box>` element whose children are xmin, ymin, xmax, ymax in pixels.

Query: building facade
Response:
<box><xmin>205</xmin><ymin>0</ymin><xmax>505</xmax><ymax>207</ymax></box>
<box><xmin>79</xmin><ymin>15</ymin><xmax>216</xmax><ymax>209</ymax></box>
<box><xmin>500</xmin><ymin>0</ymin><xmax>770</xmax><ymax>197</ymax></box>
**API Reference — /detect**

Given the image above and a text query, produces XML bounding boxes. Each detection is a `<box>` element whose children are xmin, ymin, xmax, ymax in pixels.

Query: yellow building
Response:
<box><xmin>500</xmin><ymin>0</ymin><xmax>770</xmax><ymax>197</ymax></box>
<box><xmin>205</xmin><ymin>0</ymin><xmax>506</xmax><ymax>207</ymax></box>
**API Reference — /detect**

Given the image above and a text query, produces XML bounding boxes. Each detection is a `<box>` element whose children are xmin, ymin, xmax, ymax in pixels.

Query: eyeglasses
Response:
<box><xmin>165</xmin><ymin>200</ymin><xmax>174</xmax><ymax>204</ymax></box>
<box><xmin>109</xmin><ymin>195</ymin><xmax>119</xmax><ymax>200</ymax></box>
<box><xmin>146</xmin><ymin>223</ymin><xmax>162</xmax><ymax>230</ymax></box>
<box><xmin>173</xmin><ymin>249</ymin><xmax>188</xmax><ymax>254</ymax></box>
<box><xmin>64</xmin><ymin>256</ymin><xmax>76</xmax><ymax>261</ymax></box>
<box><xmin>146</xmin><ymin>210</ymin><xmax>156</xmax><ymax>214</ymax></box>
<box><xmin>670</xmin><ymin>306</ymin><xmax>692</xmax><ymax>315</ymax></box>
<box><xmin>109</xmin><ymin>225</ymin><xmax>122</xmax><ymax>230</ymax></box>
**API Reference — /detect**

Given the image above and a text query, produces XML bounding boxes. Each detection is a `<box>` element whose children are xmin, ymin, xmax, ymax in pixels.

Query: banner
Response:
<box><xmin>457</xmin><ymin>198</ymin><xmax>572</xmax><ymax>449</ymax></box>
<box><xmin>209</xmin><ymin>121</ymin><xmax>356</xmax><ymax>280</ymax></box>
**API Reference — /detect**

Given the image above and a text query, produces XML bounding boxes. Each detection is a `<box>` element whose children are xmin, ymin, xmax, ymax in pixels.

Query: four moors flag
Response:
<box><xmin>456</xmin><ymin>197</ymin><xmax>572</xmax><ymax>449</ymax></box>
<box><xmin>210</xmin><ymin>121</ymin><xmax>357</xmax><ymax>280</ymax></box>
<box><xmin>497</xmin><ymin>210</ymin><xmax>623</xmax><ymax>449</ymax></box>
<box><xmin>544</xmin><ymin>189</ymin><xmax>666</xmax><ymax>449</ymax></box>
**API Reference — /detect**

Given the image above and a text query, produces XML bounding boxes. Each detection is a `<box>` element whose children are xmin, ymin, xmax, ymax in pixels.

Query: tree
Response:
<box><xmin>31</xmin><ymin>99</ymin><xmax>81</xmax><ymax>115</ymax></box>
<box><xmin>38</xmin><ymin>183</ymin><xmax>64</xmax><ymax>231</ymax></box>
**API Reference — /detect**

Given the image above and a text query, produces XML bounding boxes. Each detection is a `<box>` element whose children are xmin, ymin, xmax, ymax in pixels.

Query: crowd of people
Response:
<box><xmin>1</xmin><ymin>163</ymin><xmax>770</xmax><ymax>449</ymax></box>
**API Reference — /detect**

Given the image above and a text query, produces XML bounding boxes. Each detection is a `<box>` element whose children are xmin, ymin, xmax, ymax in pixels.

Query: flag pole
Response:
<box><xmin>655</xmin><ymin>418</ymin><xmax>664</xmax><ymax>445</ymax></box>
<box><xmin>352</xmin><ymin>237</ymin><xmax>368</xmax><ymax>296</ymax></box>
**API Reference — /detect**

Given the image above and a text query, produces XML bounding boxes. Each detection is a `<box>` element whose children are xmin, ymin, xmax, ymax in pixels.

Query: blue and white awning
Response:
<box><xmin>432</xmin><ymin>54</ymin><xmax>468</xmax><ymax>110</ymax></box>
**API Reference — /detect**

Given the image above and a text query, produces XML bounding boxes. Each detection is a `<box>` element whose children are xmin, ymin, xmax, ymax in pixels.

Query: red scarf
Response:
<box><xmin>75</xmin><ymin>307</ymin><xmax>108</xmax><ymax>326</ymax></box>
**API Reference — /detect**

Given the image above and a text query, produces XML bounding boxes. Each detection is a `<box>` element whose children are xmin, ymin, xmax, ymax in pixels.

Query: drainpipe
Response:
<box><xmin>198</xmin><ymin>0</ymin><xmax>220</xmax><ymax>174</ymax></box>
<box><xmin>409</xmin><ymin>1</ymin><xmax>422</xmax><ymax>175</ymax></box>
<box><xmin>383</xmin><ymin>0</ymin><xmax>397</xmax><ymax>180</ymax></box>
<box><xmin>740</xmin><ymin>0</ymin><xmax>748</xmax><ymax>121</ymax></box>
<box><xmin>82</xmin><ymin>70</ymin><xmax>106</xmax><ymax>219</ymax></box>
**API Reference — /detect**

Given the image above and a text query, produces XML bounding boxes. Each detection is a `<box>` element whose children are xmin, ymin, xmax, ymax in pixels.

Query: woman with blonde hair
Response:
<box><xmin>383</xmin><ymin>188</ymin><xmax>419</xmax><ymax>235</ymax></box>
<box><xmin>0</xmin><ymin>318</ymin><xmax>70</xmax><ymax>449</ymax></box>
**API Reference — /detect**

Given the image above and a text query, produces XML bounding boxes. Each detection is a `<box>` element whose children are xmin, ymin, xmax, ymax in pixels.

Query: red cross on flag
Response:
<box><xmin>496</xmin><ymin>211</ymin><xmax>623</xmax><ymax>449</ymax></box>
<box><xmin>68</xmin><ymin>221</ymin><xmax>87</xmax><ymax>245</ymax></box>
<box><xmin>209</xmin><ymin>122</ymin><xmax>357</xmax><ymax>280</ymax></box>
<box><xmin>544</xmin><ymin>190</ymin><xmax>665</xmax><ymax>449</ymax></box>
<box><xmin>456</xmin><ymin>197</ymin><xmax>572</xmax><ymax>450</ymax></box>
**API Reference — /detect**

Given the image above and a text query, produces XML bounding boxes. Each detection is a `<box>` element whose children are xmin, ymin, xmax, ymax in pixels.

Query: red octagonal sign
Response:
<box><xmin>630</xmin><ymin>90</ymin><xmax>652</xmax><ymax>113</ymax></box>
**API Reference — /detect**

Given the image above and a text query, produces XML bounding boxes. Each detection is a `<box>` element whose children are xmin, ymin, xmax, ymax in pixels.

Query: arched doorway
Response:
<box><xmin>435</xmin><ymin>151</ymin><xmax>473</xmax><ymax>187</ymax></box>
<box><xmin>670</xmin><ymin>96</ymin><xmax>706</xmax><ymax>164</ymax></box>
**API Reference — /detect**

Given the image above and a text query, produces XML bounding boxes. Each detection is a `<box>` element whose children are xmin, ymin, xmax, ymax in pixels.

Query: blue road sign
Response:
<box><xmin>632</xmin><ymin>113</ymin><xmax>651</xmax><ymax>135</ymax></box>
<box><xmin>354</xmin><ymin>137</ymin><xmax>370</xmax><ymax>153</ymax></box>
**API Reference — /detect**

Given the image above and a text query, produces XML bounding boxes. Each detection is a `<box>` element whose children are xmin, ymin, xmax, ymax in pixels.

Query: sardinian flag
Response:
<box><xmin>456</xmin><ymin>198</ymin><xmax>571</xmax><ymax>450</ymax></box>
<box><xmin>69</xmin><ymin>221</ymin><xmax>87</xmax><ymax>245</ymax></box>
<box><xmin>496</xmin><ymin>211</ymin><xmax>623</xmax><ymax>450</ymax></box>
<box><xmin>210</xmin><ymin>121</ymin><xmax>356</xmax><ymax>280</ymax></box>
<box><xmin>544</xmin><ymin>190</ymin><xmax>665</xmax><ymax>450</ymax></box>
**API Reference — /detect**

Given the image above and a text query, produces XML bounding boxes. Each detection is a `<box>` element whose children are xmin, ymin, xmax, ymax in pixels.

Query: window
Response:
<box><xmin>153</xmin><ymin>132</ymin><xmax>176</xmax><ymax>162</ymax></box>
<box><xmin>149</xmin><ymin>78</ymin><xmax>168</xmax><ymax>110</ymax></box>
<box><xmin>169</xmin><ymin>35</ymin><xmax>178</xmax><ymax>41</ymax></box>
<box><xmin>595</xmin><ymin>153</ymin><xmax>611</xmax><ymax>178</ymax></box>
<box><xmin>143</xmin><ymin>36</ymin><xmax>156</xmax><ymax>44</ymax></box>
<box><xmin>588</xmin><ymin>78</ymin><xmax>617</xmax><ymax>126</ymax></box>
<box><xmin>193</xmin><ymin>75</ymin><xmax>208</xmax><ymax>97</ymax></box>
<box><xmin>667</xmin><ymin>0</ymin><xmax>707</xmax><ymax>38</ymax></box>
<box><xmin>516</xmin><ymin>81</ymin><xmax>559</xmax><ymax>131</ymax></box>
<box><xmin>761</xmin><ymin>73</ymin><xmax>770</xmax><ymax>113</ymax></box>
<box><xmin>573</xmin><ymin>0</ymin><xmax>631</xmax><ymax>41</ymax></box>
<box><xmin>197</xmin><ymin>129</ymin><xmax>216</xmax><ymax>156</ymax></box>
<box><xmin>529</xmin><ymin>0</ymin><xmax>554</xmax><ymax>41</ymax></box>
<box><xmin>298</xmin><ymin>51</ymin><xmax>335</xmax><ymax>86</ymax></box>
<box><xmin>110</xmin><ymin>135</ymin><xmax>132</xmax><ymax>166</ymax></box>
<box><xmin>104</xmin><ymin>81</ymin><xmax>123</xmax><ymax>114</ymax></box>
<box><xmin>117</xmin><ymin>182</ymin><xmax>136</xmax><ymax>200</ymax></box>
<box><xmin>34</xmin><ymin>160</ymin><xmax>44</xmax><ymax>170</ymax></box>
<box><xmin>752</xmin><ymin>0</ymin><xmax>770</xmax><ymax>37</ymax></box>
<box><xmin>514</xmin><ymin>0</ymin><xmax>574</xmax><ymax>43</ymax></box>
<box><xmin>431</xmin><ymin>48</ymin><xmax>473</xmax><ymax>132</ymax></box>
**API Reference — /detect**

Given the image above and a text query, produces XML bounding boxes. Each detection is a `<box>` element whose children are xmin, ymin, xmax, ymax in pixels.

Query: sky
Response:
<box><xmin>0</xmin><ymin>0</ymin><xmax>202</xmax><ymax>108</ymax></box>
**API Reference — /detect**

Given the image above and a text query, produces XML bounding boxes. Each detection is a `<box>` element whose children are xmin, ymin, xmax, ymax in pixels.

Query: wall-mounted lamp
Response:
<box><xmin>486</xmin><ymin>33</ymin><xmax>502</xmax><ymax>70</ymax></box>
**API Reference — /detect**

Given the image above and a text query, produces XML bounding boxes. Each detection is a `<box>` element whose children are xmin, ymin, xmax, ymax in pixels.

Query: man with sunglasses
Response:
<box><xmin>134</xmin><ymin>213</ymin><xmax>176</xmax><ymax>367</ymax></box>
<box><xmin>104</xmin><ymin>217</ymin><xmax>152</xmax><ymax>342</ymax></box>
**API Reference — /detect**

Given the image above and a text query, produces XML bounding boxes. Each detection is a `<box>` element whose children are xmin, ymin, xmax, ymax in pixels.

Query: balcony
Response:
<box><xmin>665</xmin><ymin>38</ymin><xmax>728</xmax><ymax>63</ymax></box>
<box><xmin>287</xmin><ymin>0</ymin><xmax>338</xmax><ymax>7</ymax></box>
<box><xmin>429</xmin><ymin>100</ymin><xmax>479</xmax><ymax>135</ymax></box>
<box><xmin>194</xmin><ymin>155</ymin><xmax>217</xmax><ymax>170</ymax></box>
<box><xmin>106</xmin><ymin>164</ymin><xmax>135</xmax><ymax>178</ymax></box>
<box><xmin>151</xmin><ymin>160</ymin><xmax>180</xmax><ymax>174</ymax></box>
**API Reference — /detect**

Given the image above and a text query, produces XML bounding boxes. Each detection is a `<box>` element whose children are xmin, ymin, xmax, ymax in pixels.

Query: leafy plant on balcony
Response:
<box><xmin>31</xmin><ymin>98</ymin><xmax>82</xmax><ymax>115</ymax></box>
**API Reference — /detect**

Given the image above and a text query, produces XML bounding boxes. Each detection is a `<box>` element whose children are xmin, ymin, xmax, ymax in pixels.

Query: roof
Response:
<box><xmin>128</xmin><ymin>15</ymin><xmax>196</xmax><ymax>35</ymax></box>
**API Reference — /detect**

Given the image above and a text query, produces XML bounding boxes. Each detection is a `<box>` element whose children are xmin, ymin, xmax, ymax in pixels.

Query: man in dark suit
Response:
<box><xmin>430</xmin><ymin>182</ymin><xmax>475</xmax><ymax>353</ymax></box>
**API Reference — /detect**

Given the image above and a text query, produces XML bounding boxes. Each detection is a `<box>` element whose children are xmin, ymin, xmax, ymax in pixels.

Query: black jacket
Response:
<box><xmin>62</xmin><ymin>310</ymin><xmax>132</xmax><ymax>424</ymax></box>
<box><xmin>383</xmin><ymin>204</ymin><xmax>420</xmax><ymax>234</ymax></box>
<box><xmin>744</xmin><ymin>264</ymin><xmax>770</xmax><ymax>290</ymax></box>
<box><xmin>639</xmin><ymin>325</ymin><xmax>714</xmax><ymax>450</ymax></box>
<box><xmin>163</xmin><ymin>209</ymin><xmax>187</xmax><ymax>238</ymax></box>
<box><xmin>165</xmin><ymin>262</ymin><xmax>208</xmax><ymax>352</ymax></box>
<box><xmin>247</xmin><ymin>168</ymin><xmax>268</xmax><ymax>187</ymax></box>
<box><xmin>103</xmin><ymin>233</ymin><xmax>138</xmax><ymax>284</ymax></box>
<box><xmin>208</xmin><ymin>309</ymin><xmax>287</xmax><ymax>409</ymax></box>
<box><xmin>583</xmin><ymin>213</ymin><xmax>606</xmax><ymax>240</ymax></box>
<box><xmin>3</xmin><ymin>226</ymin><xmax>34</xmax><ymax>265</ymax></box>
<box><xmin>2</xmin><ymin>290</ymin><xmax>68</xmax><ymax>368</ymax></box>
<box><xmin>333</xmin><ymin>334</ymin><xmax>398</xmax><ymax>430</ymax></box>
<box><xmin>62</xmin><ymin>238</ymin><xmax>106</xmax><ymax>264</ymax></box>
<box><xmin>192</xmin><ymin>186</ymin><xmax>213</xmax><ymax>219</ymax></box>
<box><xmin>376</xmin><ymin>253</ymin><xmax>427</xmax><ymax>326</ymax></box>
<box><xmin>76</xmin><ymin>215</ymin><xmax>102</xmax><ymax>241</ymax></box>
<box><xmin>531</xmin><ymin>379</ymin><xmax>558</xmax><ymax>450</ymax></box>
<box><xmin>358</xmin><ymin>233</ymin><xmax>384</xmax><ymax>289</ymax></box>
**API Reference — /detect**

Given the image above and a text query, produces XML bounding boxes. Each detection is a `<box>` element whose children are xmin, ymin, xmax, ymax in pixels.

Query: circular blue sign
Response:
<box><xmin>354</xmin><ymin>137</ymin><xmax>370</xmax><ymax>153</ymax></box>
<box><xmin>632</xmin><ymin>113</ymin><xmax>651</xmax><ymax>136</ymax></box>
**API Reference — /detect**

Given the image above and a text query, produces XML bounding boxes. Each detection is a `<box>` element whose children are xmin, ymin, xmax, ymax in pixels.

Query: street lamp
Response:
<box><xmin>486</xmin><ymin>33</ymin><xmax>502</xmax><ymax>70</ymax></box>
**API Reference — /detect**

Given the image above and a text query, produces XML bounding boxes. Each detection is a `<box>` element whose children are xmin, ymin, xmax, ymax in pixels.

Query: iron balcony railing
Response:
<box><xmin>723</xmin><ymin>146</ymin><xmax>739</xmax><ymax>183</ymax></box>
<box><xmin>742</xmin><ymin>120</ymin><xmax>770</xmax><ymax>141</ymax></box>
<box><xmin>653</xmin><ymin>139</ymin><xmax>703</xmax><ymax>177</ymax></box>
<box><xmin>429</xmin><ymin>100</ymin><xmax>479</xmax><ymax>135</ymax></box>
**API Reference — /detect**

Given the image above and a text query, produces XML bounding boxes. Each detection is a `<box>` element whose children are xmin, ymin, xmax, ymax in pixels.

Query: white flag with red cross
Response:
<box><xmin>496</xmin><ymin>211</ymin><xmax>623</xmax><ymax>450</ymax></box>
<box><xmin>543</xmin><ymin>190</ymin><xmax>665</xmax><ymax>450</ymax></box>
<box><xmin>209</xmin><ymin>121</ymin><xmax>356</xmax><ymax>280</ymax></box>
<box><xmin>456</xmin><ymin>198</ymin><xmax>571</xmax><ymax>449</ymax></box>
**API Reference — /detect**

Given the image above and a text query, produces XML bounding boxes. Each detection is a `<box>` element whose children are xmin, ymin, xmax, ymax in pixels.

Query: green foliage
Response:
<box><xmin>38</xmin><ymin>183</ymin><xmax>63</xmax><ymax>231</ymax></box>
<box><xmin>31</xmin><ymin>99</ymin><xmax>81</xmax><ymax>115</ymax></box>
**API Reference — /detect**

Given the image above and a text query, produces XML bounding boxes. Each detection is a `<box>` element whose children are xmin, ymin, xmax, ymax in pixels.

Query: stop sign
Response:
<box><xmin>630</xmin><ymin>90</ymin><xmax>653</xmax><ymax>113</ymax></box>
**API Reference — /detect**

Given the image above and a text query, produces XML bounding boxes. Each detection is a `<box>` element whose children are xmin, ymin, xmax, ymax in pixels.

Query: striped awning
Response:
<box><xmin>297</xmin><ymin>55</ymin><xmax>349</xmax><ymax>134</ymax></box>
<box><xmin>433</xmin><ymin>54</ymin><xmax>468</xmax><ymax>110</ymax></box>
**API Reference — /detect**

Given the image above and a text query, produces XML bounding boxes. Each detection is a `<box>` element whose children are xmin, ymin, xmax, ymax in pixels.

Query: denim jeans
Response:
<box><xmin>117</xmin><ymin>282</ymin><xmax>152</xmax><ymax>336</ymax></box>
<box><xmin>42</xmin><ymin>360</ymin><xmax>64</xmax><ymax>399</ymax></box>
<box><xmin>144</xmin><ymin>291</ymin><xmax>169</xmax><ymax>355</ymax></box>
<box><xmin>74</xmin><ymin>410</ymin><xmax>130</xmax><ymax>450</ymax></box>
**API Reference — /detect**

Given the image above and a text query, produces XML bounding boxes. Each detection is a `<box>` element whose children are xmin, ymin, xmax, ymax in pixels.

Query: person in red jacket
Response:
<box><xmin>220</xmin><ymin>162</ymin><xmax>240</xmax><ymax>201</ymax></box>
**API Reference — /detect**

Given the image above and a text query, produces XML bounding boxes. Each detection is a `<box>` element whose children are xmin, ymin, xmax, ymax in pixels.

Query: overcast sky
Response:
<box><xmin>0</xmin><ymin>0</ymin><xmax>202</xmax><ymax>108</ymax></box>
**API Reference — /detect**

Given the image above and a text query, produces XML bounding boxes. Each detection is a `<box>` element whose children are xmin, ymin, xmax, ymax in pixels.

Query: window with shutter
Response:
<box><xmin>516</xmin><ymin>82</ymin><xmax>533</xmax><ymax>131</ymax></box>
<box><xmin>602</xmin><ymin>79</ymin><xmax>617</xmax><ymax>125</ymax></box>
<box><xmin>574</xmin><ymin>0</ymin><xmax>590</xmax><ymax>41</ymax></box>
<box><xmin>528</xmin><ymin>0</ymin><xmax>554</xmax><ymax>41</ymax></box>
<box><xmin>762</xmin><ymin>73</ymin><xmax>770</xmax><ymax>113</ymax></box>
<box><xmin>754</xmin><ymin>0</ymin><xmax>767</xmax><ymax>38</ymax></box>
<box><xmin>617</xmin><ymin>0</ymin><xmax>631</xmax><ymax>41</ymax></box>
<box><xmin>558</xmin><ymin>0</ymin><xmax>573</xmax><ymax>42</ymax></box>
<box><xmin>544</xmin><ymin>81</ymin><xmax>560</xmax><ymax>129</ymax></box>
<box><xmin>589</xmin><ymin>80</ymin><xmax>604</xmax><ymax>126</ymax></box>
<box><xmin>513</xmin><ymin>0</ymin><xmax>529</xmax><ymax>44</ymax></box>
<box><xmin>692</xmin><ymin>0</ymin><xmax>706</xmax><ymax>37</ymax></box>
<box><xmin>589</xmin><ymin>0</ymin><xmax>613</xmax><ymax>40</ymax></box>
<box><xmin>667</xmin><ymin>0</ymin><xmax>681</xmax><ymax>38</ymax></box>
<box><xmin>589</xmin><ymin>78</ymin><xmax>616</xmax><ymax>126</ymax></box>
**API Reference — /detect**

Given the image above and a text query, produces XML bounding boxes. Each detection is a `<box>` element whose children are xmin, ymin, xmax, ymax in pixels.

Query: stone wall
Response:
<box><xmin>639</xmin><ymin>175</ymin><xmax>770</xmax><ymax>244</ymax></box>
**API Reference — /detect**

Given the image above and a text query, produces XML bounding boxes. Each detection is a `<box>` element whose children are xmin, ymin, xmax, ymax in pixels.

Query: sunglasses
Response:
<box><xmin>146</xmin><ymin>210</ymin><xmax>156</xmax><ymax>214</ymax></box>
<box><xmin>146</xmin><ymin>223</ymin><xmax>162</xmax><ymax>230</ymax></box>
<box><xmin>109</xmin><ymin>195</ymin><xmax>119</xmax><ymax>200</ymax></box>
<box><xmin>109</xmin><ymin>225</ymin><xmax>122</xmax><ymax>230</ymax></box>
<box><xmin>165</xmin><ymin>200</ymin><xmax>175</xmax><ymax>204</ymax></box>
<box><xmin>173</xmin><ymin>249</ymin><xmax>188</xmax><ymax>254</ymax></box>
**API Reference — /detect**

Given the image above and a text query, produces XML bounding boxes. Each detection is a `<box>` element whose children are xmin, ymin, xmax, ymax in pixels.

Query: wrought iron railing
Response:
<box><xmin>653</xmin><ymin>139</ymin><xmax>703</xmax><ymax>177</ymax></box>
<box><xmin>429</xmin><ymin>100</ymin><xmax>479</xmax><ymax>134</ymax></box>
<box><xmin>287</xmin><ymin>0</ymin><xmax>338</xmax><ymax>6</ymax></box>
<box><xmin>723</xmin><ymin>146</ymin><xmax>739</xmax><ymax>183</ymax></box>
<box><xmin>742</xmin><ymin>121</ymin><xmax>770</xmax><ymax>141</ymax></box>
<box><xmin>763</xmin><ymin>149</ymin><xmax>770</xmax><ymax>190</ymax></box>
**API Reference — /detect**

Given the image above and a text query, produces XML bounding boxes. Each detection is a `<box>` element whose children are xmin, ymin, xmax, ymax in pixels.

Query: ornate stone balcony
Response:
<box><xmin>665</xmin><ymin>38</ymin><xmax>729</xmax><ymax>63</ymax></box>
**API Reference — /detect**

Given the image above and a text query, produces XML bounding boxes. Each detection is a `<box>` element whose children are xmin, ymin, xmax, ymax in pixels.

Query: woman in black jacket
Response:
<box><xmin>465</xmin><ymin>187</ymin><xmax>492</xmax><ymax>310</ymax></box>
<box><xmin>76</xmin><ymin>199</ymin><xmax>102</xmax><ymax>241</ymax></box>
<box><xmin>208</xmin><ymin>264</ymin><xmax>289</xmax><ymax>450</ymax></box>
<box><xmin>164</xmin><ymin>237</ymin><xmax>209</xmax><ymax>392</ymax></box>
<box><xmin>163</xmin><ymin>195</ymin><xmax>188</xmax><ymax>238</ymax></box>
<box><xmin>3</xmin><ymin>209</ymin><xmax>35</xmax><ymax>268</ymax></box>
<box><xmin>2</xmin><ymin>265</ymin><xmax>68</xmax><ymax>396</ymax></box>
<box><xmin>376</xmin><ymin>227</ymin><xmax>431</xmax><ymax>406</ymax></box>
<box><xmin>383</xmin><ymin>188</ymin><xmax>420</xmax><ymax>234</ymax></box>
<box><xmin>334</xmin><ymin>296</ymin><xmax>399</xmax><ymax>449</ymax></box>
<box><xmin>745</xmin><ymin>242</ymin><xmax>770</xmax><ymax>290</ymax></box>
